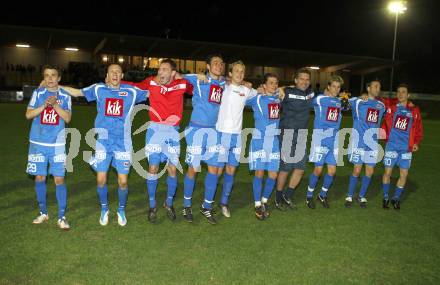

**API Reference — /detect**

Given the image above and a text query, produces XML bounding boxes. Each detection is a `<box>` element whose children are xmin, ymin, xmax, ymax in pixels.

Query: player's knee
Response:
<box><xmin>148</xmin><ymin>165</ymin><xmax>159</xmax><ymax>174</ymax></box>
<box><xmin>167</xmin><ymin>167</ymin><xmax>177</xmax><ymax>177</ymax></box>
<box><xmin>399</xmin><ymin>170</ymin><xmax>409</xmax><ymax>179</ymax></box>
<box><xmin>35</xmin><ymin>175</ymin><xmax>46</xmax><ymax>182</ymax></box>
<box><xmin>118</xmin><ymin>181</ymin><xmax>128</xmax><ymax>189</ymax></box>
<box><xmin>313</xmin><ymin>167</ymin><xmax>322</xmax><ymax>177</ymax></box>
<box><xmin>186</xmin><ymin>167</ymin><xmax>196</xmax><ymax>179</ymax></box>
<box><xmin>352</xmin><ymin>167</ymin><xmax>362</xmax><ymax>177</ymax></box>
<box><xmin>97</xmin><ymin>178</ymin><xmax>107</xmax><ymax>187</ymax></box>
<box><xmin>365</xmin><ymin>167</ymin><xmax>374</xmax><ymax>177</ymax></box>
<box><xmin>255</xmin><ymin>170</ymin><xmax>264</xmax><ymax>178</ymax></box>
<box><xmin>225</xmin><ymin>165</ymin><xmax>235</xmax><ymax>175</ymax></box>
<box><xmin>268</xmin><ymin>171</ymin><xmax>278</xmax><ymax>180</ymax></box>
<box><xmin>54</xmin><ymin>176</ymin><xmax>65</xmax><ymax>185</ymax></box>
<box><xmin>327</xmin><ymin>168</ymin><xmax>337</xmax><ymax>176</ymax></box>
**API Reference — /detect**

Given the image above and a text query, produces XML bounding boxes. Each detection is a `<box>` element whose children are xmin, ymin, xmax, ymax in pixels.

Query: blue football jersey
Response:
<box><xmin>387</xmin><ymin>104</ymin><xmax>415</xmax><ymax>151</ymax></box>
<box><xmin>28</xmin><ymin>87</ymin><xmax>71</xmax><ymax>146</ymax></box>
<box><xmin>81</xmin><ymin>83</ymin><xmax>148</xmax><ymax>139</ymax></box>
<box><xmin>246</xmin><ymin>93</ymin><xmax>280</xmax><ymax>132</ymax></box>
<box><xmin>184</xmin><ymin>74</ymin><xmax>226</xmax><ymax>127</ymax></box>
<box><xmin>349</xmin><ymin>97</ymin><xmax>386</xmax><ymax>148</ymax></box>
<box><xmin>312</xmin><ymin>94</ymin><xmax>343</xmax><ymax>145</ymax></box>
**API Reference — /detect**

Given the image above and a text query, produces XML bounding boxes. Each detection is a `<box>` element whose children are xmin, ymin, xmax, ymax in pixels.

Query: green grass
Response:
<box><xmin>0</xmin><ymin>103</ymin><xmax>439</xmax><ymax>284</ymax></box>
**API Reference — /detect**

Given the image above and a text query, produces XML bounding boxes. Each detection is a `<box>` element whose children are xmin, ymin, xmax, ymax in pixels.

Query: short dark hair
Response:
<box><xmin>397</xmin><ymin>83</ymin><xmax>410</xmax><ymax>92</ymax></box>
<box><xmin>294</xmin><ymin>68</ymin><xmax>311</xmax><ymax>79</ymax></box>
<box><xmin>42</xmin><ymin>65</ymin><xmax>61</xmax><ymax>76</ymax></box>
<box><xmin>263</xmin><ymin>73</ymin><xmax>278</xmax><ymax>84</ymax></box>
<box><xmin>206</xmin><ymin>54</ymin><xmax>224</xmax><ymax>65</ymax></box>
<box><xmin>160</xmin><ymin>58</ymin><xmax>177</xmax><ymax>71</ymax></box>
<box><xmin>106</xmin><ymin>63</ymin><xmax>123</xmax><ymax>73</ymax></box>
<box><xmin>366</xmin><ymin>79</ymin><xmax>381</xmax><ymax>89</ymax></box>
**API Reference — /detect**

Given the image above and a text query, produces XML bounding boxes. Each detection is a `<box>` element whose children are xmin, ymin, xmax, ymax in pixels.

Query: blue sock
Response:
<box><xmin>307</xmin><ymin>174</ymin><xmax>319</xmax><ymax>198</ymax></box>
<box><xmin>35</xmin><ymin>180</ymin><xmax>47</xmax><ymax>214</ymax></box>
<box><xmin>55</xmin><ymin>184</ymin><xmax>67</xmax><ymax>219</ymax></box>
<box><xmin>263</xmin><ymin>178</ymin><xmax>277</xmax><ymax>200</ymax></box>
<box><xmin>166</xmin><ymin>176</ymin><xmax>178</xmax><ymax>207</ymax></box>
<box><xmin>203</xmin><ymin>172</ymin><xmax>219</xmax><ymax>209</ymax></box>
<box><xmin>220</xmin><ymin>173</ymin><xmax>235</xmax><ymax>205</ymax></box>
<box><xmin>118</xmin><ymin>188</ymin><xmax>128</xmax><ymax>211</ymax></box>
<box><xmin>383</xmin><ymin>183</ymin><xmax>390</xmax><ymax>199</ymax></box>
<box><xmin>252</xmin><ymin>176</ymin><xmax>263</xmax><ymax>203</ymax></box>
<box><xmin>97</xmin><ymin>185</ymin><xmax>108</xmax><ymax>211</ymax></box>
<box><xmin>394</xmin><ymin>186</ymin><xmax>404</xmax><ymax>200</ymax></box>
<box><xmin>359</xmin><ymin>176</ymin><xmax>372</xmax><ymax>198</ymax></box>
<box><xmin>347</xmin><ymin>175</ymin><xmax>359</xmax><ymax>198</ymax></box>
<box><xmin>320</xmin><ymin>174</ymin><xmax>334</xmax><ymax>198</ymax></box>
<box><xmin>283</xmin><ymin>187</ymin><xmax>295</xmax><ymax>199</ymax></box>
<box><xmin>146</xmin><ymin>176</ymin><xmax>158</xmax><ymax>208</ymax></box>
<box><xmin>183</xmin><ymin>175</ymin><xmax>196</xmax><ymax>208</ymax></box>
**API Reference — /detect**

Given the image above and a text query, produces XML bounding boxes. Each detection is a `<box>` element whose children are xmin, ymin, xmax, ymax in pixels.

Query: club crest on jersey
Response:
<box><xmin>40</xmin><ymin>107</ymin><xmax>59</xmax><ymax>125</ymax></box>
<box><xmin>208</xmin><ymin>85</ymin><xmax>223</xmax><ymax>104</ymax></box>
<box><xmin>366</xmin><ymin>108</ymin><xmax>379</xmax><ymax>123</ymax></box>
<box><xmin>326</xmin><ymin>107</ymin><xmax>340</xmax><ymax>122</ymax></box>
<box><xmin>268</xmin><ymin>103</ymin><xmax>280</xmax><ymax>119</ymax></box>
<box><xmin>394</xmin><ymin>115</ymin><xmax>409</xmax><ymax>131</ymax></box>
<box><xmin>105</xmin><ymin>98</ymin><xmax>123</xmax><ymax>117</ymax></box>
<box><xmin>119</xmin><ymin>91</ymin><xmax>128</xmax><ymax>97</ymax></box>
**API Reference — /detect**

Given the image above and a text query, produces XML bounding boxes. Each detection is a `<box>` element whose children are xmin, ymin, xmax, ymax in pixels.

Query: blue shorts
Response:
<box><xmin>184</xmin><ymin>124</ymin><xmax>220</xmax><ymax>168</ymax></box>
<box><xmin>249</xmin><ymin>134</ymin><xmax>280</xmax><ymax>172</ymax></box>
<box><xmin>89</xmin><ymin>139</ymin><xmax>131</xmax><ymax>174</ymax></box>
<box><xmin>349</xmin><ymin>147</ymin><xmax>379</xmax><ymax>167</ymax></box>
<box><xmin>216</xmin><ymin>132</ymin><xmax>242</xmax><ymax>167</ymax></box>
<box><xmin>145</xmin><ymin>123</ymin><xmax>180</xmax><ymax>166</ymax></box>
<box><xmin>309</xmin><ymin>145</ymin><xmax>338</xmax><ymax>166</ymax></box>
<box><xmin>26</xmin><ymin>143</ymin><xmax>66</xmax><ymax>177</ymax></box>
<box><xmin>383</xmin><ymin>148</ymin><xmax>412</xmax><ymax>170</ymax></box>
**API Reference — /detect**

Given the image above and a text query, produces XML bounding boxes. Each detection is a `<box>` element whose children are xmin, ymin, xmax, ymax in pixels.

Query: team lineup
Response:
<box><xmin>25</xmin><ymin>55</ymin><xmax>424</xmax><ymax>231</ymax></box>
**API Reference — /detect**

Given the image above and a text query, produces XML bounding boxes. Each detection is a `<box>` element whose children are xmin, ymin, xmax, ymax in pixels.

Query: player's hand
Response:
<box><xmin>360</xmin><ymin>94</ymin><xmax>368</xmax><ymax>101</ymax></box>
<box><xmin>243</xmin><ymin>80</ymin><xmax>252</xmax><ymax>89</ymax></box>
<box><xmin>39</xmin><ymin>80</ymin><xmax>47</xmax><ymax>88</ymax></box>
<box><xmin>278</xmin><ymin>87</ymin><xmax>285</xmax><ymax>100</ymax></box>
<box><xmin>105</xmin><ymin>75</ymin><xmax>110</xmax><ymax>85</ymax></box>
<box><xmin>256</xmin><ymin>84</ymin><xmax>265</xmax><ymax>94</ymax></box>
<box><xmin>412</xmin><ymin>144</ymin><xmax>419</xmax><ymax>152</ymax></box>
<box><xmin>47</xmin><ymin>96</ymin><xmax>58</xmax><ymax>106</ymax></box>
<box><xmin>174</xmin><ymin>72</ymin><xmax>183</xmax><ymax>80</ymax></box>
<box><xmin>408</xmin><ymin>101</ymin><xmax>415</xmax><ymax>108</ymax></box>
<box><xmin>196</xmin><ymin>73</ymin><xmax>209</xmax><ymax>83</ymax></box>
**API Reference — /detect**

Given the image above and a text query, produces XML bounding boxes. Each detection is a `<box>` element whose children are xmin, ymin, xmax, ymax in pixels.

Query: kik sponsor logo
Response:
<box><xmin>326</xmin><ymin>107</ymin><xmax>340</xmax><ymax>122</ymax></box>
<box><xmin>268</xmin><ymin>103</ymin><xmax>280</xmax><ymax>119</ymax></box>
<box><xmin>40</xmin><ymin>107</ymin><xmax>59</xmax><ymax>125</ymax></box>
<box><xmin>208</xmin><ymin>85</ymin><xmax>223</xmax><ymax>104</ymax></box>
<box><xmin>105</xmin><ymin>98</ymin><xmax>124</xmax><ymax>117</ymax></box>
<box><xmin>394</xmin><ymin>115</ymin><xmax>409</xmax><ymax>131</ymax></box>
<box><xmin>366</xmin><ymin>108</ymin><xmax>379</xmax><ymax>123</ymax></box>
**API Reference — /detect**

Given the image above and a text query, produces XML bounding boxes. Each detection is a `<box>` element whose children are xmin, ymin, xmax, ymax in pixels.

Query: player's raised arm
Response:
<box><xmin>61</xmin><ymin>86</ymin><xmax>84</xmax><ymax>97</ymax></box>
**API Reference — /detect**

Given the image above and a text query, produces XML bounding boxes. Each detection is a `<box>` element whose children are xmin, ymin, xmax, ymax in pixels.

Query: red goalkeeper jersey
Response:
<box><xmin>123</xmin><ymin>76</ymin><xmax>193</xmax><ymax>126</ymax></box>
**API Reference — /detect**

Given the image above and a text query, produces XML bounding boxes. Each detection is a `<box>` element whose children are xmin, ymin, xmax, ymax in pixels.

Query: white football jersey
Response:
<box><xmin>216</xmin><ymin>84</ymin><xmax>257</xmax><ymax>134</ymax></box>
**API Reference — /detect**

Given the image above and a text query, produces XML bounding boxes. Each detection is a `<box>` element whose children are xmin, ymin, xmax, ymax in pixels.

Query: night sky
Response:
<box><xmin>2</xmin><ymin>0</ymin><xmax>438</xmax><ymax>61</ymax></box>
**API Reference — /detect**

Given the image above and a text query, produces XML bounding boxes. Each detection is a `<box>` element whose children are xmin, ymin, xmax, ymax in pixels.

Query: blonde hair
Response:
<box><xmin>327</xmin><ymin>75</ymin><xmax>344</xmax><ymax>86</ymax></box>
<box><xmin>229</xmin><ymin>60</ymin><xmax>245</xmax><ymax>73</ymax></box>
